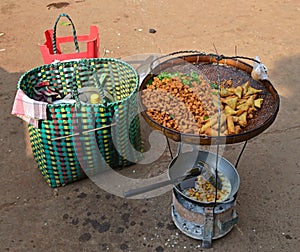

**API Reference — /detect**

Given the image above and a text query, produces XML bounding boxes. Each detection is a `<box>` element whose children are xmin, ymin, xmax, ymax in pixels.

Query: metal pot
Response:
<box><xmin>168</xmin><ymin>147</ymin><xmax>240</xmax><ymax>205</ymax></box>
<box><xmin>123</xmin><ymin>144</ymin><xmax>240</xmax><ymax>202</ymax></box>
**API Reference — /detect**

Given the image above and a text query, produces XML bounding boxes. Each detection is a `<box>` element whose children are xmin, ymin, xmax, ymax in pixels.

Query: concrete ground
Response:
<box><xmin>0</xmin><ymin>0</ymin><xmax>299</xmax><ymax>251</ymax></box>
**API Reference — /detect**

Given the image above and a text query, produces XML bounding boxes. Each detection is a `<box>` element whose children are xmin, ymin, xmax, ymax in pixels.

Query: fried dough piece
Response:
<box><xmin>233</xmin><ymin>86</ymin><xmax>243</xmax><ymax>99</ymax></box>
<box><xmin>236</xmin><ymin>108</ymin><xmax>247</xmax><ymax>116</ymax></box>
<box><xmin>224</xmin><ymin>105</ymin><xmax>237</xmax><ymax>116</ymax></box>
<box><xmin>245</xmin><ymin>95</ymin><xmax>255</xmax><ymax>107</ymax></box>
<box><xmin>201</xmin><ymin>113</ymin><xmax>226</xmax><ymax>134</ymax></box>
<box><xmin>222</xmin><ymin>96</ymin><xmax>238</xmax><ymax>110</ymax></box>
<box><xmin>237</xmin><ymin>112</ymin><xmax>248</xmax><ymax>127</ymax></box>
<box><xmin>226</xmin><ymin>115</ymin><xmax>235</xmax><ymax>134</ymax></box>
<box><xmin>246</xmin><ymin>86</ymin><xmax>262</xmax><ymax>96</ymax></box>
<box><xmin>254</xmin><ymin>98</ymin><xmax>264</xmax><ymax>108</ymax></box>
<box><xmin>201</xmin><ymin>119</ymin><xmax>214</xmax><ymax>133</ymax></box>
<box><xmin>237</xmin><ymin>95</ymin><xmax>256</xmax><ymax>112</ymax></box>
<box><xmin>241</xmin><ymin>81</ymin><xmax>250</xmax><ymax>96</ymax></box>
<box><xmin>236</xmin><ymin>98</ymin><xmax>247</xmax><ymax>106</ymax></box>
<box><xmin>220</xmin><ymin>87</ymin><xmax>234</xmax><ymax>97</ymax></box>
<box><xmin>236</xmin><ymin>103</ymin><xmax>249</xmax><ymax>112</ymax></box>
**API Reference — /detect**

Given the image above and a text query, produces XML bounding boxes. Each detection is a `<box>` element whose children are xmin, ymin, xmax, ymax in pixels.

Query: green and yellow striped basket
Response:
<box><xmin>18</xmin><ymin>58</ymin><xmax>142</xmax><ymax>187</ymax></box>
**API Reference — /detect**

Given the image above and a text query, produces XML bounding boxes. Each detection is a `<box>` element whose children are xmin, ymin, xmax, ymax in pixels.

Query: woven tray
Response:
<box><xmin>139</xmin><ymin>52</ymin><xmax>280</xmax><ymax>145</ymax></box>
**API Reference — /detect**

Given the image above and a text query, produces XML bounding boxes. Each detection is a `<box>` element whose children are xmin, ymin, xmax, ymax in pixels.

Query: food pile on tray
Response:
<box><xmin>184</xmin><ymin>171</ymin><xmax>231</xmax><ymax>203</ymax></box>
<box><xmin>141</xmin><ymin>71</ymin><xmax>263</xmax><ymax>136</ymax></box>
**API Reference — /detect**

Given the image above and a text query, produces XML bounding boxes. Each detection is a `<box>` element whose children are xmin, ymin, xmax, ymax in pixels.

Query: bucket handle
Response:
<box><xmin>52</xmin><ymin>13</ymin><xmax>80</xmax><ymax>54</ymax></box>
<box><xmin>149</xmin><ymin>50</ymin><xmax>206</xmax><ymax>71</ymax></box>
<box><xmin>149</xmin><ymin>50</ymin><xmax>262</xmax><ymax>72</ymax></box>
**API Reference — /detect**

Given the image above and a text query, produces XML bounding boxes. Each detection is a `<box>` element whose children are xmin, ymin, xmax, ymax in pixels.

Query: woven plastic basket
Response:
<box><xmin>18</xmin><ymin>58</ymin><xmax>142</xmax><ymax>187</ymax></box>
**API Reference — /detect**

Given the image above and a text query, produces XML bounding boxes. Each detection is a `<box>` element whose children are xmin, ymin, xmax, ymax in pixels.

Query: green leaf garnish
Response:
<box><xmin>157</xmin><ymin>72</ymin><xmax>173</xmax><ymax>80</ymax></box>
<box><xmin>210</xmin><ymin>82</ymin><xmax>218</xmax><ymax>89</ymax></box>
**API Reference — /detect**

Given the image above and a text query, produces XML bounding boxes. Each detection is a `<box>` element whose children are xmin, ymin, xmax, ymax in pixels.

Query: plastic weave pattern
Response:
<box><xmin>19</xmin><ymin>58</ymin><xmax>142</xmax><ymax>187</ymax></box>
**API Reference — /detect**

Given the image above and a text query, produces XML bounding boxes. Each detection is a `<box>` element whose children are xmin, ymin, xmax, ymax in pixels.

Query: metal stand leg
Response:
<box><xmin>202</xmin><ymin>207</ymin><xmax>214</xmax><ymax>248</ymax></box>
<box><xmin>165</xmin><ymin>136</ymin><xmax>174</xmax><ymax>160</ymax></box>
<box><xmin>235</xmin><ymin>140</ymin><xmax>248</xmax><ymax>168</ymax></box>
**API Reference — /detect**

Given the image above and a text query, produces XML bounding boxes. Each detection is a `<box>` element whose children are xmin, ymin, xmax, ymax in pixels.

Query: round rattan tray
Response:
<box><xmin>139</xmin><ymin>52</ymin><xmax>280</xmax><ymax>145</ymax></box>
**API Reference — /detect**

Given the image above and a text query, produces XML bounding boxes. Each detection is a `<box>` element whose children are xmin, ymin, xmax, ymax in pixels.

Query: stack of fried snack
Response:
<box><xmin>201</xmin><ymin>80</ymin><xmax>263</xmax><ymax>136</ymax></box>
<box><xmin>142</xmin><ymin>72</ymin><xmax>264</xmax><ymax>136</ymax></box>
